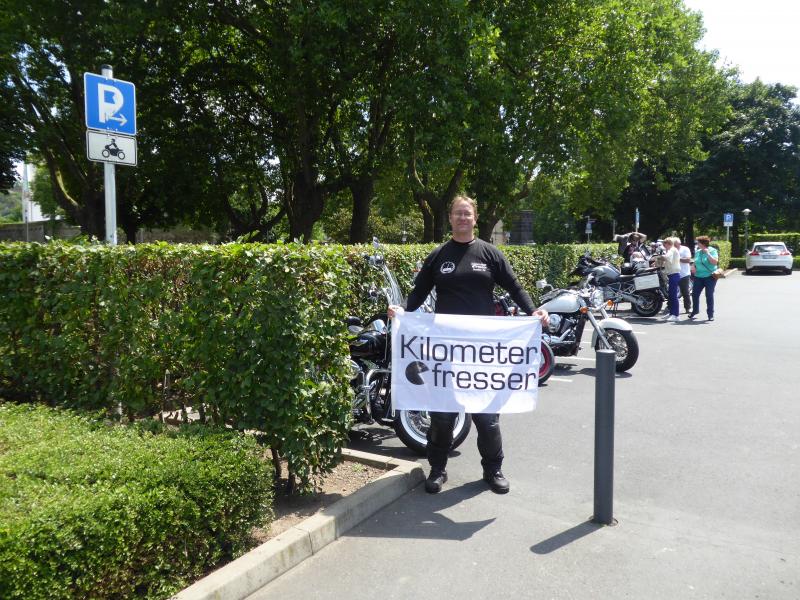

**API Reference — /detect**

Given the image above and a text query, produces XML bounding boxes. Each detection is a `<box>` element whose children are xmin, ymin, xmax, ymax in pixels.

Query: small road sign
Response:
<box><xmin>724</xmin><ymin>213</ymin><xmax>734</xmax><ymax>227</ymax></box>
<box><xmin>86</xmin><ymin>131</ymin><xmax>137</xmax><ymax>166</ymax></box>
<box><xmin>84</xmin><ymin>72</ymin><xmax>137</xmax><ymax>135</ymax></box>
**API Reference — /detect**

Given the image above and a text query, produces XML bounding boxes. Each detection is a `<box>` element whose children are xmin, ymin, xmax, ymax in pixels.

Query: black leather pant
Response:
<box><xmin>427</xmin><ymin>412</ymin><xmax>503</xmax><ymax>473</ymax></box>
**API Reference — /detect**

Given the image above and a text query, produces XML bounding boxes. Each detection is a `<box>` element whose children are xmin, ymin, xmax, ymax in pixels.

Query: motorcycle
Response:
<box><xmin>573</xmin><ymin>252</ymin><xmax>664</xmax><ymax>317</ymax></box>
<box><xmin>535</xmin><ymin>278</ymin><xmax>639</xmax><ymax>372</ymax></box>
<box><xmin>347</xmin><ymin>243</ymin><xmax>471</xmax><ymax>455</ymax></box>
<box><xmin>101</xmin><ymin>138</ymin><xmax>126</xmax><ymax>160</ymax></box>
<box><xmin>493</xmin><ymin>292</ymin><xmax>556</xmax><ymax>384</ymax></box>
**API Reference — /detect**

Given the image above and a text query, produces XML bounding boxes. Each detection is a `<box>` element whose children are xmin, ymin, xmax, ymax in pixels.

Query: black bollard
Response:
<box><xmin>592</xmin><ymin>349</ymin><xmax>616</xmax><ymax>525</ymax></box>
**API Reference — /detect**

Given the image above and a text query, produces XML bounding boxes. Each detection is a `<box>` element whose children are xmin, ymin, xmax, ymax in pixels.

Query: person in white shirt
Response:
<box><xmin>675</xmin><ymin>238</ymin><xmax>693</xmax><ymax>314</ymax></box>
<box><xmin>660</xmin><ymin>237</ymin><xmax>682</xmax><ymax>321</ymax></box>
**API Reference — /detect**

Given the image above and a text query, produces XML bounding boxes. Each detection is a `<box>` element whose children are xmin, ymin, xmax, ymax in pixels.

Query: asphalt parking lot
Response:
<box><xmin>251</xmin><ymin>269</ymin><xmax>800</xmax><ymax>600</ymax></box>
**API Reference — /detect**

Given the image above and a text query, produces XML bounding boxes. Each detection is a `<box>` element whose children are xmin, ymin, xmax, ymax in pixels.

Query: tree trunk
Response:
<box><xmin>414</xmin><ymin>191</ymin><xmax>434</xmax><ymax>242</ymax></box>
<box><xmin>477</xmin><ymin>217</ymin><xmax>498</xmax><ymax>242</ymax></box>
<box><xmin>432</xmin><ymin>200</ymin><xmax>448</xmax><ymax>242</ymax></box>
<box><xmin>286</xmin><ymin>171</ymin><xmax>325</xmax><ymax>242</ymax></box>
<box><xmin>78</xmin><ymin>188</ymin><xmax>106</xmax><ymax>240</ymax></box>
<box><xmin>120</xmin><ymin>216</ymin><xmax>138</xmax><ymax>245</ymax></box>
<box><xmin>348</xmin><ymin>177</ymin><xmax>375</xmax><ymax>243</ymax></box>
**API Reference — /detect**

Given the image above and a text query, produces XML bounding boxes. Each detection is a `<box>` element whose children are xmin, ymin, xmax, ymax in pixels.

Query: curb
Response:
<box><xmin>172</xmin><ymin>449</ymin><xmax>424</xmax><ymax>600</ymax></box>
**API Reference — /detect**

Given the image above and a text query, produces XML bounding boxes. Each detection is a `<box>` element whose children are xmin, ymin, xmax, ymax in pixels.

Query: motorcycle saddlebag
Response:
<box><xmin>633</xmin><ymin>273</ymin><xmax>660</xmax><ymax>290</ymax></box>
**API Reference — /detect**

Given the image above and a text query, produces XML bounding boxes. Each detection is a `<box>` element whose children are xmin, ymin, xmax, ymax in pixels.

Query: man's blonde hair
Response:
<box><xmin>449</xmin><ymin>195</ymin><xmax>478</xmax><ymax>218</ymax></box>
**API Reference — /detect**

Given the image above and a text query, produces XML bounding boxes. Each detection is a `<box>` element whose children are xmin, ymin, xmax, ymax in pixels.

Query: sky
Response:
<box><xmin>682</xmin><ymin>0</ymin><xmax>800</xmax><ymax>95</ymax></box>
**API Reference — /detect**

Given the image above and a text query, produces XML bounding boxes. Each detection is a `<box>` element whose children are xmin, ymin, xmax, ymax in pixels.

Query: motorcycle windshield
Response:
<box><xmin>379</xmin><ymin>263</ymin><xmax>404</xmax><ymax>307</ymax></box>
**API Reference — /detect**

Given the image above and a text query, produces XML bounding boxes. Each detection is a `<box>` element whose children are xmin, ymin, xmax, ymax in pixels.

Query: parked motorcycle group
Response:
<box><xmin>346</xmin><ymin>240</ymin><xmax>670</xmax><ymax>455</ymax></box>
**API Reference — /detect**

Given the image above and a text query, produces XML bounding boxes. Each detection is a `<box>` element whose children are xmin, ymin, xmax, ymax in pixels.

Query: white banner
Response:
<box><xmin>391</xmin><ymin>312</ymin><xmax>542</xmax><ymax>413</ymax></box>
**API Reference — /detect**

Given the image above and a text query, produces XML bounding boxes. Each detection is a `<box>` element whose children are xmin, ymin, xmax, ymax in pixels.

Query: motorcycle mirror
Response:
<box><xmin>348</xmin><ymin>325</ymin><xmax>363</xmax><ymax>334</ymax></box>
<box><xmin>372</xmin><ymin>237</ymin><xmax>380</xmax><ymax>250</ymax></box>
<box><xmin>535</xmin><ymin>279</ymin><xmax>548</xmax><ymax>289</ymax></box>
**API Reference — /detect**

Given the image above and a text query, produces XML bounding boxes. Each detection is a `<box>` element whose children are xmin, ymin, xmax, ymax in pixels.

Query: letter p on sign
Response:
<box><xmin>98</xmin><ymin>84</ymin><xmax>124</xmax><ymax>123</ymax></box>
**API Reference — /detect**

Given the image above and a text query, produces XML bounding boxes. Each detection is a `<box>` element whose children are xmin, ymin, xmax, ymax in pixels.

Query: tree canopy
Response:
<box><xmin>1</xmin><ymin>0</ymin><xmax>796</xmax><ymax>243</ymax></box>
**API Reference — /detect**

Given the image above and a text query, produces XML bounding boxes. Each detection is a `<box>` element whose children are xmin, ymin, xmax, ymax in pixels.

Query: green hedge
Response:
<box><xmin>0</xmin><ymin>239</ymin><xmax>621</xmax><ymax>483</ymax></box>
<box><xmin>0</xmin><ymin>402</ymin><xmax>272</xmax><ymax>600</ymax></box>
<box><xmin>345</xmin><ymin>242</ymin><xmax>617</xmax><ymax>317</ymax></box>
<box><xmin>709</xmin><ymin>240</ymin><xmax>731</xmax><ymax>270</ymax></box>
<box><xmin>0</xmin><ymin>241</ymin><xmax>353</xmax><ymax>486</ymax></box>
<box><xmin>750</xmin><ymin>232</ymin><xmax>800</xmax><ymax>251</ymax></box>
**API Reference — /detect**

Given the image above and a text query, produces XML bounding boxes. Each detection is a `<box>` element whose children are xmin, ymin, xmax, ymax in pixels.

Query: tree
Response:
<box><xmin>618</xmin><ymin>79</ymin><xmax>800</xmax><ymax>248</ymax></box>
<box><xmin>0</xmin><ymin>75</ymin><xmax>25</xmax><ymax>193</ymax></box>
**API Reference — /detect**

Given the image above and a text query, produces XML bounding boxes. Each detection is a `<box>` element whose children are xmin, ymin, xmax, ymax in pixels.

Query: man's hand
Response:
<box><xmin>533</xmin><ymin>309</ymin><xmax>549</xmax><ymax>330</ymax></box>
<box><xmin>387</xmin><ymin>305</ymin><xmax>404</xmax><ymax>319</ymax></box>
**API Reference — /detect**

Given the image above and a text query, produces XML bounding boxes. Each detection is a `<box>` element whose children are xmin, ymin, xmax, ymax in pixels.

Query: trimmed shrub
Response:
<box><xmin>0</xmin><ymin>402</ymin><xmax>272</xmax><ymax>600</ymax></box>
<box><xmin>0</xmin><ymin>242</ymin><xmax>353</xmax><ymax>486</ymax></box>
<box><xmin>709</xmin><ymin>240</ymin><xmax>731</xmax><ymax>270</ymax></box>
<box><xmin>344</xmin><ymin>242</ymin><xmax>617</xmax><ymax>317</ymax></box>
<box><xmin>751</xmin><ymin>232</ymin><xmax>800</xmax><ymax>251</ymax></box>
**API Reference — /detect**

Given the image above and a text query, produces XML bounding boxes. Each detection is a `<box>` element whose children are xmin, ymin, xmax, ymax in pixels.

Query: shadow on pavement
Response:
<box><xmin>530</xmin><ymin>520</ymin><xmax>603</xmax><ymax>554</ymax></box>
<box><xmin>347</xmin><ymin>425</ymin><xmax>462</xmax><ymax>462</ymax></box>
<box><xmin>553</xmin><ymin>364</ymin><xmax>633</xmax><ymax>379</ymax></box>
<box><xmin>348</xmin><ymin>480</ymin><xmax>496</xmax><ymax>541</ymax></box>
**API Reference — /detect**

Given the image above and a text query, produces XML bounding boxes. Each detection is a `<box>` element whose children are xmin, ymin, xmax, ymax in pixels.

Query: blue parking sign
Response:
<box><xmin>84</xmin><ymin>73</ymin><xmax>137</xmax><ymax>135</ymax></box>
<box><xmin>723</xmin><ymin>212</ymin><xmax>733</xmax><ymax>227</ymax></box>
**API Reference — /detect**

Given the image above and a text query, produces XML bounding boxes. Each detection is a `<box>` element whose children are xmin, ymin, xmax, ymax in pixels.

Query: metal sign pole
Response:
<box><xmin>101</xmin><ymin>65</ymin><xmax>117</xmax><ymax>246</ymax></box>
<box><xmin>22</xmin><ymin>162</ymin><xmax>30</xmax><ymax>242</ymax></box>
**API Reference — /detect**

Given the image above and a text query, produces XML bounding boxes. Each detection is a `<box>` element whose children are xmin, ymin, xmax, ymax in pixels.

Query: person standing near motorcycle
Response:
<box><xmin>387</xmin><ymin>195</ymin><xmax>548</xmax><ymax>495</ymax></box>
<box><xmin>675</xmin><ymin>237</ymin><xmax>693</xmax><ymax>315</ymax></box>
<box><xmin>689</xmin><ymin>236</ymin><xmax>719</xmax><ymax>321</ymax></box>
<box><xmin>660</xmin><ymin>237</ymin><xmax>682</xmax><ymax>322</ymax></box>
<box><xmin>622</xmin><ymin>232</ymin><xmax>649</xmax><ymax>263</ymax></box>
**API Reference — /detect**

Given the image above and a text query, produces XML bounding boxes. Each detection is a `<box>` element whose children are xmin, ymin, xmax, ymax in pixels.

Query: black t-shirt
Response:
<box><xmin>405</xmin><ymin>238</ymin><xmax>536</xmax><ymax>316</ymax></box>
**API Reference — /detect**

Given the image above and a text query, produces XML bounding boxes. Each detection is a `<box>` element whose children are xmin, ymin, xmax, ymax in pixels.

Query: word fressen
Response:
<box><xmin>400</xmin><ymin>335</ymin><xmax>538</xmax><ymax>365</ymax></box>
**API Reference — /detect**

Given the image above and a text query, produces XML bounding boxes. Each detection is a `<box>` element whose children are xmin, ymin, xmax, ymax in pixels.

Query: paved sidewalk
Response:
<box><xmin>248</xmin><ymin>271</ymin><xmax>800</xmax><ymax>599</ymax></box>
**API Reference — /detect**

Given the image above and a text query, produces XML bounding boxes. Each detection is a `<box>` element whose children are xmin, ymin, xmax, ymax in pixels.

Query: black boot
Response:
<box><xmin>483</xmin><ymin>469</ymin><xmax>510</xmax><ymax>494</ymax></box>
<box><xmin>425</xmin><ymin>469</ymin><xmax>447</xmax><ymax>494</ymax></box>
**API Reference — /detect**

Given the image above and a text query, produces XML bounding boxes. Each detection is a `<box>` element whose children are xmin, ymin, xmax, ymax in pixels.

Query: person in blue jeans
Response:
<box><xmin>661</xmin><ymin>237</ymin><xmax>682</xmax><ymax>321</ymax></box>
<box><xmin>690</xmin><ymin>236</ymin><xmax>719</xmax><ymax>321</ymax></box>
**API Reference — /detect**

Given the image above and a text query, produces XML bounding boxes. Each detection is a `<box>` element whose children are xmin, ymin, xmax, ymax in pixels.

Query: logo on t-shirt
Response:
<box><xmin>471</xmin><ymin>262</ymin><xmax>488</xmax><ymax>272</ymax></box>
<box><xmin>440</xmin><ymin>261</ymin><xmax>455</xmax><ymax>274</ymax></box>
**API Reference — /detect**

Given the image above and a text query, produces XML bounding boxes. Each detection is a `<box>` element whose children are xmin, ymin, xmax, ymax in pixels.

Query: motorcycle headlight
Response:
<box><xmin>590</xmin><ymin>289</ymin><xmax>605</xmax><ymax>309</ymax></box>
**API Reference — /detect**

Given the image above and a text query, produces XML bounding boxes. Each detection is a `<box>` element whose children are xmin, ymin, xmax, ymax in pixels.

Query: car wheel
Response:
<box><xmin>745</xmin><ymin>267</ymin><xmax>752</xmax><ymax>274</ymax></box>
<box><xmin>785</xmin><ymin>268</ymin><xmax>793</xmax><ymax>275</ymax></box>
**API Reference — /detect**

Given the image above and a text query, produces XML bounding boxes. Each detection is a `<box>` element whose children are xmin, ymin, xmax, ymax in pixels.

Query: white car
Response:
<box><xmin>745</xmin><ymin>241</ymin><xmax>793</xmax><ymax>275</ymax></box>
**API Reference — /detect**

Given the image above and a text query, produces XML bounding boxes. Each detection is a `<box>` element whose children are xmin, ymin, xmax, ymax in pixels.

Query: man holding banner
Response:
<box><xmin>388</xmin><ymin>196</ymin><xmax>549</xmax><ymax>495</ymax></box>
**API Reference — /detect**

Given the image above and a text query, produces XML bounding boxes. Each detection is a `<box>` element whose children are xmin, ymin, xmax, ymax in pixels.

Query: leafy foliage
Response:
<box><xmin>617</xmin><ymin>79</ymin><xmax>800</xmax><ymax>249</ymax></box>
<box><xmin>1</xmin><ymin>0</ymin><xmax>752</xmax><ymax>244</ymax></box>
<box><xmin>0</xmin><ymin>402</ymin><xmax>272</xmax><ymax>600</ymax></box>
<box><xmin>0</xmin><ymin>184</ymin><xmax>22</xmax><ymax>222</ymax></box>
<box><xmin>0</xmin><ymin>241</ymin><xmax>353</xmax><ymax>486</ymax></box>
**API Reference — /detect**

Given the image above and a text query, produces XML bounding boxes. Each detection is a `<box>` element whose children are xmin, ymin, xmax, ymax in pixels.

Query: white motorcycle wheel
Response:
<box><xmin>393</xmin><ymin>410</ymin><xmax>471</xmax><ymax>456</ymax></box>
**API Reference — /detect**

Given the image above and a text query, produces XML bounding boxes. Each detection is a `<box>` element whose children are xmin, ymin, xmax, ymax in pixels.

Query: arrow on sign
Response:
<box><xmin>106</xmin><ymin>114</ymin><xmax>128</xmax><ymax>126</ymax></box>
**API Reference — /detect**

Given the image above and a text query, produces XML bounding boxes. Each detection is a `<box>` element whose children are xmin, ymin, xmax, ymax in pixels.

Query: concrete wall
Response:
<box><xmin>0</xmin><ymin>220</ymin><xmax>81</xmax><ymax>242</ymax></box>
<box><xmin>0</xmin><ymin>221</ymin><xmax>219</xmax><ymax>244</ymax></box>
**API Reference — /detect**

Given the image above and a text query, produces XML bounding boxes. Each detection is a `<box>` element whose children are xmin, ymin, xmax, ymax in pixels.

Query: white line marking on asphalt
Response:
<box><xmin>547</xmin><ymin>377</ymin><xmax>573</xmax><ymax>383</ymax></box>
<box><xmin>560</xmin><ymin>356</ymin><xmax>596</xmax><ymax>362</ymax></box>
